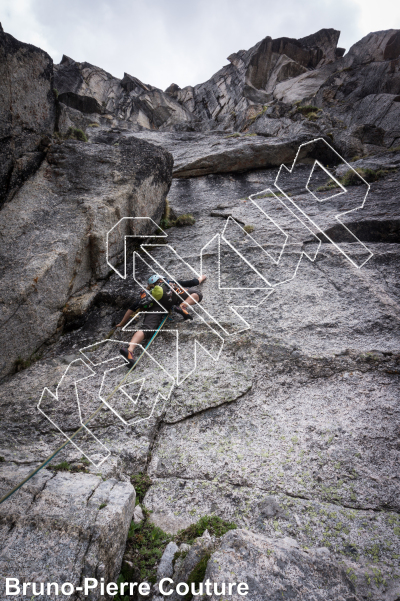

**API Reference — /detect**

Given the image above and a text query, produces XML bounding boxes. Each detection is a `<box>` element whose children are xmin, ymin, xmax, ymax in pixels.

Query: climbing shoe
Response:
<box><xmin>174</xmin><ymin>305</ymin><xmax>193</xmax><ymax>321</ymax></box>
<box><xmin>119</xmin><ymin>347</ymin><xmax>136</xmax><ymax>368</ymax></box>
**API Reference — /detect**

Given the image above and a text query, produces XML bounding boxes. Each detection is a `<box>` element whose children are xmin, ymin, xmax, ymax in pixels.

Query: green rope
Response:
<box><xmin>0</xmin><ymin>314</ymin><xmax>169</xmax><ymax>505</ymax></box>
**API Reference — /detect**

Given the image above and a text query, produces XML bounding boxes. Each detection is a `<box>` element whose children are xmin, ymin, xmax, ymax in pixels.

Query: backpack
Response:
<box><xmin>152</xmin><ymin>282</ymin><xmax>176</xmax><ymax>311</ymax></box>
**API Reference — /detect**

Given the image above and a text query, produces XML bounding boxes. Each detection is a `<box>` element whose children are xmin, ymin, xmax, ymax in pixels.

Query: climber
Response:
<box><xmin>116</xmin><ymin>273</ymin><xmax>206</xmax><ymax>367</ymax></box>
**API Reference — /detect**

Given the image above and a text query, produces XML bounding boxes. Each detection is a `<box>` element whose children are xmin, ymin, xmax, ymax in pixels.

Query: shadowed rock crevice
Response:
<box><xmin>0</xmin><ymin>29</ymin><xmax>56</xmax><ymax>207</ymax></box>
<box><xmin>315</xmin><ymin>219</ymin><xmax>400</xmax><ymax>244</ymax></box>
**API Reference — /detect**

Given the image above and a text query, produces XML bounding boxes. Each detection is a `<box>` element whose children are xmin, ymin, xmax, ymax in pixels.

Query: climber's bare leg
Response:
<box><xmin>180</xmin><ymin>292</ymin><xmax>200</xmax><ymax>310</ymax></box>
<box><xmin>128</xmin><ymin>330</ymin><xmax>145</xmax><ymax>354</ymax></box>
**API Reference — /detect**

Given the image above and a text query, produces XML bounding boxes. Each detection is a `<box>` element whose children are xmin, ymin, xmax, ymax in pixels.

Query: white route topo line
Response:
<box><xmin>37</xmin><ymin>138</ymin><xmax>373</xmax><ymax>465</ymax></box>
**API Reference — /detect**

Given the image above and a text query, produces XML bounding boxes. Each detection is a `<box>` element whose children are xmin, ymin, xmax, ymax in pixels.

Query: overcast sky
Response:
<box><xmin>1</xmin><ymin>0</ymin><xmax>399</xmax><ymax>90</ymax></box>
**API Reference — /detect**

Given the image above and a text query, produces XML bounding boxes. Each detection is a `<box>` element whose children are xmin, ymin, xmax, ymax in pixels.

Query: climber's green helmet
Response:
<box><xmin>151</xmin><ymin>285</ymin><xmax>164</xmax><ymax>301</ymax></box>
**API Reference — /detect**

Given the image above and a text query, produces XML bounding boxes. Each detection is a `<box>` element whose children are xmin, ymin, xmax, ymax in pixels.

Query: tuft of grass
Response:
<box><xmin>315</xmin><ymin>179</ymin><xmax>341</xmax><ymax>192</ymax></box>
<box><xmin>14</xmin><ymin>352</ymin><xmax>42</xmax><ymax>373</ymax></box>
<box><xmin>253</xmin><ymin>191</ymin><xmax>284</xmax><ymax>199</ymax></box>
<box><xmin>48</xmin><ymin>460</ymin><xmax>89</xmax><ymax>473</ymax></box>
<box><xmin>53</xmin><ymin>88</ymin><xmax>59</xmax><ymax>99</ymax></box>
<box><xmin>297</xmin><ymin>105</ymin><xmax>320</xmax><ymax>116</ymax></box>
<box><xmin>99</xmin><ymin>502</ymin><xmax>107</xmax><ymax>510</ymax></box>
<box><xmin>176</xmin><ymin>515</ymin><xmax>237</xmax><ymax>545</ymax></box>
<box><xmin>341</xmin><ymin>167</ymin><xmax>393</xmax><ymax>186</ymax></box>
<box><xmin>174</xmin><ymin>214</ymin><xmax>195</xmax><ymax>227</ymax></box>
<box><xmin>117</xmin><ymin>513</ymin><xmax>237</xmax><ymax>594</ymax></box>
<box><xmin>317</xmin><ymin>166</ymin><xmax>396</xmax><ymax>192</ymax></box>
<box><xmin>70</xmin><ymin>463</ymin><xmax>90</xmax><ymax>473</ymax></box>
<box><xmin>225</xmin><ymin>132</ymin><xmax>241</xmax><ymax>138</ymax></box>
<box><xmin>243</xmin><ymin>225</ymin><xmax>254</xmax><ymax>234</ymax></box>
<box><xmin>66</xmin><ymin>127</ymin><xmax>88</xmax><ymax>142</ymax></box>
<box><xmin>49</xmin><ymin>461</ymin><xmax>71</xmax><ymax>472</ymax></box>
<box><xmin>125</xmin><ymin>509</ymin><xmax>173</xmax><ymax>583</ymax></box>
<box><xmin>54</xmin><ymin>128</ymin><xmax>88</xmax><ymax>142</ymax></box>
<box><xmin>0</xmin><ymin>456</ymin><xmax>5</xmax><ymax>462</ymax></box>
<box><xmin>306</xmin><ymin>112</ymin><xmax>319</xmax><ymax>121</ymax></box>
<box><xmin>184</xmin><ymin>552</ymin><xmax>212</xmax><ymax>601</ymax></box>
<box><xmin>131</xmin><ymin>472</ymin><xmax>152</xmax><ymax>504</ymax></box>
<box><xmin>160</xmin><ymin>201</ymin><xmax>195</xmax><ymax>229</ymax></box>
<box><xmin>88</xmin><ymin>123</ymin><xmax>99</xmax><ymax>127</ymax></box>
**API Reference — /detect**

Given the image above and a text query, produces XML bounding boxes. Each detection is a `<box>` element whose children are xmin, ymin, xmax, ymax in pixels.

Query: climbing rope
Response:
<box><xmin>0</xmin><ymin>314</ymin><xmax>169</xmax><ymax>505</ymax></box>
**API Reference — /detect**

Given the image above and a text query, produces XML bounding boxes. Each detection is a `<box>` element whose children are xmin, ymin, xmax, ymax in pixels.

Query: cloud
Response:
<box><xmin>0</xmin><ymin>0</ymin><xmax>398</xmax><ymax>90</ymax></box>
<box><xmin>0</xmin><ymin>0</ymin><xmax>59</xmax><ymax>57</ymax></box>
<box><xmin>350</xmin><ymin>0</ymin><xmax>400</xmax><ymax>39</ymax></box>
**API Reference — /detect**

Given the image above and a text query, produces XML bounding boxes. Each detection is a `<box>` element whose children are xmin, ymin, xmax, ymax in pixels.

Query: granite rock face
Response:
<box><xmin>0</xmin><ymin>135</ymin><xmax>173</xmax><ymax>378</ymax></box>
<box><xmin>0</xmin><ymin>29</ymin><xmax>56</xmax><ymax>207</ymax></box>
<box><xmin>1</xmin><ymin>23</ymin><xmax>400</xmax><ymax>601</ymax></box>
<box><xmin>312</xmin><ymin>30</ymin><xmax>400</xmax><ymax>151</ymax></box>
<box><xmin>1</xmin><ymin>147</ymin><xmax>398</xmax><ymax>599</ymax></box>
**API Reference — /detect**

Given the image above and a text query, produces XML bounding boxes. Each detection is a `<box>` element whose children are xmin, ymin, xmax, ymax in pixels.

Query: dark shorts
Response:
<box><xmin>179</xmin><ymin>288</ymin><xmax>203</xmax><ymax>303</ymax></box>
<box><xmin>141</xmin><ymin>311</ymin><xmax>166</xmax><ymax>338</ymax></box>
<box><xmin>133</xmin><ymin>288</ymin><xmax>203</xmax><ymax>339</ymax></box>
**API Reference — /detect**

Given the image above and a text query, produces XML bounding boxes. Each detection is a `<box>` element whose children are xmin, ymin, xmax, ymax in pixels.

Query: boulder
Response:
<box><xmin>344</xmin><ymin>29</ymin><xmax>400</xmax><ymax>66</ymax></box>
<box><xmin>0</xmin><ymin>29</ymin><xmax>56</xmax><ymax>206</ymax></box>
<box><xmin>0</xmin><ymin>135</ymin><xmax>173</xmax><ymax>377</ymax></box>
<box><xmin>273</xmin><ymin>64</ymin><xmax>337</xmax><ymax>104</ymax></box>
<box><xmin>168</xmin><ymin>530</ymin><xmax>215</xmax><ymax>601</ymax></box>
<box><xmin>156</xmin><ymin>541</ymin><xmax>179</xmax><ymax>580</ymax></box>
<box><xmin>130</xmin><ymin>131</ymin><xmax>335</xmax><ymax>177</ymax></box>
<box><xmin>0</xmin><ymin>466</ymin><xmax>135</xmax><ymax>600</ymax></box>
<box><xmin>203</xmin><ymin>529</ymin><xmax>358</xmax><ymax>600</ymax></box>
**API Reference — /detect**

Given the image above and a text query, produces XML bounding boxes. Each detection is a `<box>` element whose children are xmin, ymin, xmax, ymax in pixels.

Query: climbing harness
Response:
<box><xmin>0</xmin><ymin>313</ymin><xmax>169</xmax><ymax>506</ymax></box>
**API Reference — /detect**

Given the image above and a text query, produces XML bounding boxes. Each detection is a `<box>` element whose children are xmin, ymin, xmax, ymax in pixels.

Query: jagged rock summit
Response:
<box><xmin>54</xmin><ymin>27</ymin><xmax>400</xmax><ymax>153</ymax></box>
<box><xmin>55</xmin><ymin>28</ymin><xmax>344</xmax><ymax>133</ymax></box>
<box><xmin>51</xmin><ymin>26</ymin><xmax>400</xmax><ymax>181</ymax></box>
